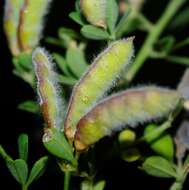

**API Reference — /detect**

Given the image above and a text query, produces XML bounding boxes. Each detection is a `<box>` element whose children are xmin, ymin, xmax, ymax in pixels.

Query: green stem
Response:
<box><xmin>64</xmin><ymin>171</ymin><xmax>71</xmax><ymax>190</ymax></box>
<box><xmin>139</xmin><ymin>119</ymin><xmax>172</xmax><ymax>143</ymax></box>
<box><xmin>22</xmin><ymin>185</ymin><xmax>28</xmax><ymax>190</ymax></box>
<box><xmin>136</xmin><ymin>13</ymin><xmax>153</xmax><ymax>32</ymax></box>
<box><xmin>124</xmin><ymin>0</ymin><xmax>186</xmax><ymax>83</ymax></box>
<box><xmin>170</xmin><ymin>182</ymin><xmax>183</xmax><ymax>190</ymax></box>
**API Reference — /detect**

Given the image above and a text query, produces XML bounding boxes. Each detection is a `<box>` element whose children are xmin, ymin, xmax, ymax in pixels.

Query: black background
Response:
<box><xmin>0</xmin><ymin>0</ymin><xmax>189</xmax><ymax>189</ymax></box>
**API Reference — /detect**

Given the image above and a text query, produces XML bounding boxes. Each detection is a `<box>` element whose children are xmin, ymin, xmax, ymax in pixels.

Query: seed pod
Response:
<box><xmin>64</xmin><ymin>38</ymin><xmax>134</xmax><ymax>141</ymax></box>
<box><xmin>4</xmin><ymin>0</ymin><xmax>24</xmax><ymax>56</ymax></box>
<box><xmin>80</xmin><ymin>0</ymin><xmax>107</xmax><ymax>28</ymax></box>
<box><xmin>32</xmin><ymin>48</ymin><xmax>65</xmax><ymax>129</ymax></box>
<box><xmin>75</xmin><ymin>86</ymin><xmax>181</xmax><ymax>151</ymax></box>
<box><xmin>19</xmin><ymin>0</ymin><xmax>52</xmax><ymax>52</ymax></box>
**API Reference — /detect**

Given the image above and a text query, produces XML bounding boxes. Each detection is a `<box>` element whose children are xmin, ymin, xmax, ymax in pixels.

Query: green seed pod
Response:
<box><xmin>75</xmin><ymin>86</ymin><xmax>181</xmax><ymax>151</ymax></box>
<box><xmin>4</xmin><ymin>0</ymin><xmax>24</xmax><ymax>56</ymax></box>
<box><xmin>19</xmin><ymin>0</ymin><xmax>52</xmax><ymax>52</ymax></box>
<box><xmin>32</xmin><ymin>48</ymin><xmax>65</xmax><ymax>129</ymax></box>
<box><xmin>64</xmin><ymin>38</ymin><xmax>134</xmax><ymax>141</ymax></box>
<box><xmin>144</xmin><ymin>124</ymin><xmax>174</xmax><ymax>161</ymax></box>
<box><xmin>80</xmin><ymin>0</ymin><xmax>107</xmax><ymax>28</ymax></box>
<box><xmin>43</xmin><ymin>128</ymin><xmax>77</xmax><ymax>167</ymax></box>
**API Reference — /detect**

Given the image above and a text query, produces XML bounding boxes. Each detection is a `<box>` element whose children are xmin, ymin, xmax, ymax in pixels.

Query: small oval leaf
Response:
<box><xmin>18</xmin><ymin>134</ymin><xmax>29</xmax><ymax>161</ymax></box>
<box><xmin>18</xmin><ymin>100</ymin><xmax>39</xmax><ymax>114</ymax></box>
<box><xmin>26</xmin><ymin>156</ymin><xmax>48</xmax><ymax>186</ymax></box>
<box><xmin>66</xmin><ymin>47</ymin><xmax>88</xmax><ymax>78</ymax></box>
<box><xmin>106</xmin><ymin>0</ymin><xmax>119</xmax><ymax>34</ymax></box>
<box><xmin>94</xmin><ymin>180</ymin><xmax>106</xmax><ymax>190</ymax></box>
<box><xmin>7</xmin><ymin>159</ymin><xmax>28</xmax><ymax>185</ymax></box>
<box><xmin>69</xmin><ymin>12</ymin><xmax>86</xmax><ymax>26</ymax></box>
<box><xmin>144</xmin><ymin>124</ymin><xmax>174</xmax><ymax>161</ymax></box>
<box><xmin>142</xmin><ymin>156</ymin><xmax>177</xmax><ymax>178</ymax></box>
<box><xmin>81</xmin><ymin>25</ymin><xmax>109</xmax><ymax>40</ymax></box>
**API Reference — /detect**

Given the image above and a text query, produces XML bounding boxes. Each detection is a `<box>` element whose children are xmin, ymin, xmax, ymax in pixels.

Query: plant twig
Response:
<box><xmin>124</xmin><ymin>0</ymin><xmax>186</xmax><ymax>83</ymax></box>
<box><xmin>64</xmin><ymin>171</ymin><xmax>71</xmax><ymax>190</ymax></box>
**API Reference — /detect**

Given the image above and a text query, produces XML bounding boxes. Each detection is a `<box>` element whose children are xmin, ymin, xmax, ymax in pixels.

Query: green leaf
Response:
<box><xmin>106</xmin><ymin>0</ymin><xmax>119</xmax><ymax>34</ymax></box>
<box><xmin>66</xmin><ymin>47</ymin><xmax>88</xmax><ymax>78</ymax></box>
<box><xmin>18</xmin><ymin>134</ymin><xmax>29</xmax><ymax>161</ymax></box>
<box><xmin>7</xmin><ymin>159</ymin><xmax>28</xmax><ymax>185</ymax></box>
<box><xmin>53</xmin><ymin>53</ymin><xmax>71</xmax><ymax>77</ymax></box>
<box><xmin>81</xmin><ymin>25</ymin><xmax>109</xmax><ymax>40</ymax></box>
<box><xmin>169</xmin><ymin>7</ymin><xmax>189</xmax><ymax>30</ymax></box>
<box><xmin>94</xmin><ymin>180</ymin><xmax>106</xmax><ymax>190</ymax></box>
<box><xmin>166</xmin><ymin>55</ymin><xmax>189</xmax><ymax>66</ymax></box>
<box><xmin>45</xmin><ymin>37</ymin><xmax>63</xmax><ymax>46</ymax></box>
<box><xmin>69</xmin><ymin>12</ymin><xmax>86</xmax><ymax>26</ymax></box>
<box><xmin>173</xmin><ymin>38</ymin><xmax>189</xmax><ymax>51</ymax></box>
<box><xmin>184</xmin><ymin>154</ymin><xmax>189</xmax><ymax>169</ymax></box>
<box><xmin>157</xmin><ymin>36</ymin><xmax>175</xmax><ymax>53</ymax></box>
<box><xmin>58</xmin><ymin>27</ymin><xmax>79</xmax><ymax>40</ymax></box>
<box><xmin>16</xmin><ymin>53</ymin><xmax>32</xmax><ymax>70</ymax></box>
<box><xmin>18</xmin><ymin>100</ymin><xmax>39</xmax><ymax>114</ymax></box>
<box><xmin>12</xmin><ymin>55</ymin><xmax>34</xmax><ymax>86</ymax></box>
<box><xmin>75</xmin><ymin>0</ymin><xmax>81</xmax><ymax>13</ymax></box>
<box><xmin>43</xmin><ymin>128</ymin><xmax>77</xmax><ymax>167</ymax></box>
<box><xmin>115</xmin><ymin>9</ymin><xmax>131</xmax><ymax>38</ymax></box>
<box><xmin>81</xmin><ymin>180</ymin><xmax>92</xmax><ymax>190</ymax></box>
<box><xmin>58</xmin><ymin>75</ymin><xmax>77</xmax><ymax>86</ymax></box>
<box><xmin>142</xmin><ymin>156</ymin><xmax>177</xmax><ymax>178</ymax></box>
<box><xmin>144</xmin><ymin>124</ymin><xmax>174</xmax><ymax>161</ymax></box>
<box><xmin>26</xmin><ymin>156</ymin><xmax>48</xmax><ymax>186</ymax></box>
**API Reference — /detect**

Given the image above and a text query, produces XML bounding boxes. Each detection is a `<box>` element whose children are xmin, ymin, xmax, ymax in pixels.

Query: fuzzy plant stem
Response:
<box><xmin>125</xmin><ymin>0</ymin><xmax>186</xmax><ymax>83</ymax></box>
<box><xmin>64</xmin><ymin>171</ymin><xmax>71</xmax><ymax>190</ymax></box>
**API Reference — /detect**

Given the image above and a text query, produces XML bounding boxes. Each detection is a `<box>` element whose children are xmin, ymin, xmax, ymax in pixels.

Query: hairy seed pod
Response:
<box><xmin>80</xmin><ymin>0</ymin><xmax>107</xmax><ymax>28</ymax></box>
<box><xmin>32</xmin><ymin>48</ymin><xmax>65</xmax><ymax>129</ymax></box>
<box><xmin>74</xmin><ymin>86</ymin><xmax>181</xmax><ymax>151</ymax></box>
<box><xmin>4</xmin><ymin>0</ymin><xmax>24</xmax><ymax>56</ymax></box>
<box><xmin>19</xmin><ymin>0</ymin><xmax>52</xmax><ymax>52</ymax></box>
<box><xmin>64</xmin><ymin>38</ymin><xmax>134</xmax><ymax>141</ymax></box>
